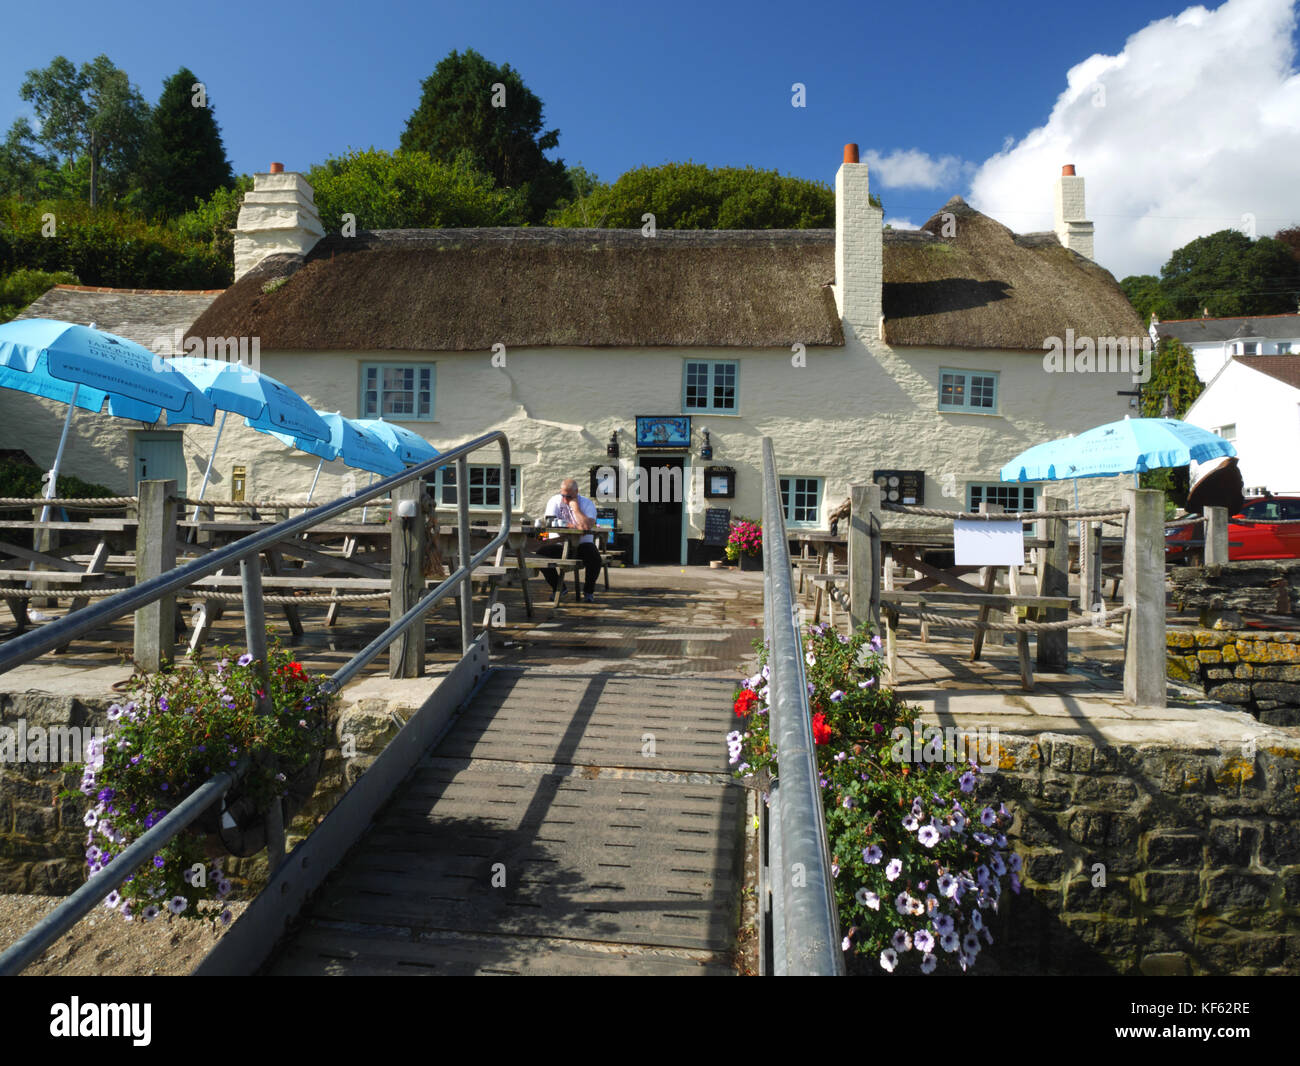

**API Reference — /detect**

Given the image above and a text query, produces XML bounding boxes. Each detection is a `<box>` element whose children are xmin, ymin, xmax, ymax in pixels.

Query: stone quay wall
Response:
<box><xmin>1167</xmin><ymin>628</ymin><xmax>1300</xmax><ymax>727</ymax></box>
<box><xmin>0</xmin><ymin>689</ymin><xmax>393</xmax><ymax>895</ymax></box>
<box><xmin>987</xmin><ymin>730</ymin><xmax>1300</xmax><ymax>976</ymax></box>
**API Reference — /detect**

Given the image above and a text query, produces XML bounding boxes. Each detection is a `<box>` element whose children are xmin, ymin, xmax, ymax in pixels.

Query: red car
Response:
<box><xmin>1166</xmin><ymin>496</ymin><xmax>1300</xmax><ymax>563</ymax></box>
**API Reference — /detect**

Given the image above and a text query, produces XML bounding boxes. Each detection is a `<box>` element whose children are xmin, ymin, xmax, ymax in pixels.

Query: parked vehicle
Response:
<box><xmin>1166</xmin><ymin>496</ymin><xmax>1300</xmax><ymax>563</ymax></box>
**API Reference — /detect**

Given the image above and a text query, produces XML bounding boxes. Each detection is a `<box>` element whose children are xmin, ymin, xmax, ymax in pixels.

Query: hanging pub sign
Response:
<box><xmin>873</xmin><ymin>469</ymin><xmax>925</xmax><ymax>506</ymax></box>
<box><xmin>635</xmin><ymin>415</ymin><xmax>691</xmax><ymax>450</ymax></box>
<box><xmin>704</xmin><ymin>466</ymin><xmax>735</xmax><ymax>498</ymax></box>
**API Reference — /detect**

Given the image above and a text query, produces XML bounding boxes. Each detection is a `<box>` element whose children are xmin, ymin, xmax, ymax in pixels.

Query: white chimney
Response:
<box><xmin>1053</xmin><ymin>164</ymin><xmax>1095</xmax><ymax>261</ymax></box>
<box><xmin>833</xmin><ymin>143</ymin><xmax>883</xmax><ymax>336</ymax></box>
<box><xmin>232</xmin><ymin>162</ymin><xmax>325</xmax><ymax>281</ymax></box>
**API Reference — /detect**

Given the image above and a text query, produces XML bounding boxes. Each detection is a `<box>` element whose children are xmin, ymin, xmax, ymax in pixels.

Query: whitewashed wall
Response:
<box><xmin>1184</xmin><ymin>362</ymin><xmax>1300</xmax><ymax>494</ymax></box>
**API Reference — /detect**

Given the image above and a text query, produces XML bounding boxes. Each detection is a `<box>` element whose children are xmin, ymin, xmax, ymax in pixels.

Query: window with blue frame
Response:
<box><xmin>967</xmin><ymin>483</ymin><xmax>1035</xmax><ymax>513</ymax></box>
<box><xmin>939</xmin><ymin>368</ymin><xmax>998</xmax><ymax>413</ymax></box>
<box><xmin>779</xmin><ymin>476</ymin><xmax>823</xmax><ymax>527</ymax></box>
<box><xmin>430</xmin><ymin>464</ymin><xmax>519</xmax><ymax>509</ymax></box>
<box><xmin>361</xmin><ymin>363</ymin><xmax>434</xmax><ymax>420</ymax></box>
<box><xmin>683</xmin><ymin>360</ymin><xmax>738</xmax><ymax>414</ymax></box>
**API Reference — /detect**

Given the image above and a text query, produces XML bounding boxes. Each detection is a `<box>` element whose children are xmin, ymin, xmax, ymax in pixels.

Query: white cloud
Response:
<box><xmin>967</xmin><ymin>0</ymin><xmax>1300</xmax><ymax>279</ymax></box>
<box><xmin>863</xmin><ymin>148</ymin><xmax>966</xmax><ymax>189</ymax></box>
<box><xmin>884</xmin><ymin>217</ymin><xmax>919</xmax><ymax>230</ymax></box>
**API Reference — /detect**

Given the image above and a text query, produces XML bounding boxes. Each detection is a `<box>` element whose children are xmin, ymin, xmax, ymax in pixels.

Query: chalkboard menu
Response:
<box><xmin>873</xmin><ymin>469</ymin><xmax>925</xmax><ymax>505</ymax></box>
<box><xmin>703</xmin><ymin>507</ymin><xmax>731</xmax><ymax>546</ymax></box>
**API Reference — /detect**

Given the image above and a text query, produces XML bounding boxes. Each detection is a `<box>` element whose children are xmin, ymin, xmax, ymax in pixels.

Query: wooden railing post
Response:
<box><xmin>849</xmin><ymin>482</ymin><xmax>881</xmax><ymax>634</ymax></box>
<box><xmin>1205</xmin><ymin>506</ymin><xmax>1229</xmax><ymax>566</ymax></box>
<box><xmin>390</xmin><ymin>479</ymin><xmax>426</xmax><ymax>678</ymax></box>
<box><xmin>1123</xmin><ymin>487</ymin><xmax>1166</xmax><ymax>707</ymax></box>
<box><xmin>134</xmin><ymin>479</ymin><xmax>177</xmax><ymax>670</ymax></box>
<box><xmin>1035</xmin><ymin>495</ymin><xmax>1069</xmax><ymax>670</ymax></box>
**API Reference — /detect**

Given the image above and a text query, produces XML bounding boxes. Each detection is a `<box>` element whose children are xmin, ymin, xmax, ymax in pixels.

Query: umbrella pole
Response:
<box><xmin>305</xmin><ymin>458</ymin><xmax>324</xmax><ymax>505</ymax></box>
<box><xmin>191</xmin><ymin>411</ymin><xmax>228</xmax><ymax>520</ymax></box>
<box><xmin>38</xmin><ymin>385</ymin><xmax>80</xmax><ymax>526</ymax></box>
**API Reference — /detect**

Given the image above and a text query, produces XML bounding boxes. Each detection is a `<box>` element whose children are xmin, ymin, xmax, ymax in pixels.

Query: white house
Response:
<box><xmin>1183</xmin><ymin>356</ymin><xmax>1300</xmax><ymax>495</ymax></box>
<box><xmin>1153</xmin><ymin>312</ymin><xmax>1300</xmax><ymax>386</ymax></box>
<box><xmin>6</xmin><ymin>148</ymin><xmax>1145</xmax><ymax>565</ymax></box>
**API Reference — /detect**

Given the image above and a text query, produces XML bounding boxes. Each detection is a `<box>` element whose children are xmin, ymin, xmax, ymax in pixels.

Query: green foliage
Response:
<box><xmin>136</xmin><ymin>68</ymin><xmax>235</xmax><ymax>220</ymax></box>
<box><xmin>0</xmin><ymin>266</ymin><xmax>80</xmax><ymax>323</ymax></box>
<box><xmin>0</xmin><ymin>454</ymin><xmax>113</xmax><ymax>500</ymax></box>
<box><xmin>1159</xmin><ymin>229</ymin><xmax>1300</xmax><ymax>318</ymax></box>
<box><xmin>546</xmin><ymin>162</ymin><xmax>855</xmax><ymax>229</ymax></box>
<box><xmin>0</xmin><ymin>195</ymin><xmax>230</xmax><ymax>288</ymax></box>
<box><xmin>15</xmin><ymin>54</ymin><xmax>151</xmax><ymax>207</ymax></box>
<box><xmin>307</xmin><ymin>148</ymin><xmax>526</xmax><ymax>232</ymax></box>
<box><xmin>172</xmin><ymin>175</ymin><xmax>252</xmax><ymax>265</ymax></box>
<box><xmin>1119</xmin><ymin>274</ymin><xmax>1173</xmax><ymax>324</ymax></box>
<box><xmin>400</xmin><ymin>49</ymin><xmax>570</xmax><ymax>222</ymax></box>
<box><xmin>729</xmin><ymin>623</ymin><xmax>1015</xmax><ymax>973</ymax></box>
<box><xmin>1137</xmin><ymin>337</ymin><xmax>1204</xmax><ymax>507</ymax></box>
<box><xmin>1275</xmin><ymin>224</ymin><xmax>1300</xmax><ymax>265</ymax></box>
<box><xmin>65</xmin><ymin>643</ymin><xmax>334</xmax><ymax>923</ymax></box>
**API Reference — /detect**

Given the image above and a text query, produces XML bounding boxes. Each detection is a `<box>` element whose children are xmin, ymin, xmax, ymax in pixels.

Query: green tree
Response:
<box><xmin>307</xmin><ymin>148</ymin><xmax>526</xmax><ymax>232</ymax></box>
<box><xmin>400</xmin><ymin>49</ymin><xmax>570</xmax><ymax>222</ymax></box>
<box><xmin>546</xmin><ymin>162</ymin><xmax>858</xmax><ymax>229</ymax></box>
<box><xmin>0</xmin><ymin>119</ymin><xmax>63</xmax><ymax>200</ymax></box>
<box><xmin>1119</xmin><ymin>273</ymin><xmax>1173</xmax><ymax>324</ymax></box>
<box><xmin>137</xmin><ymin>68</ymin><xmax>235</xmax><ymax>220</ymax></box>
<box><xmin>15</xmin><ymin>55</ymin><xmax>150</xmax><ymax>207</ymax></box>
<box><xmin>0</xmin><ymin>266</ymin><xmax>80</xmax><ymax>324</ymax></box>
<box><xmin>1274</xmin><ymin>224</ymin><xmax>1300</xmax><ymax>268</ymax></box>
<box><xmin>1138</xmin><ymin>337</ymin><xmax>1204</xmax><ymax>508</ymax></box>
<box><xmin>1159</xmin><ymin>229</ymin><xmax>1300</xmax><ymax>318</ymax></box>
<box><xmin>172</xmin><ymin>174</ymin><xmax>253</xmax><ymax>263</ymax></box>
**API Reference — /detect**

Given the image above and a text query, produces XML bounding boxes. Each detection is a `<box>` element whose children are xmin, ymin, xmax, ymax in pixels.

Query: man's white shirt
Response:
<box><xmin>544</xmin><ymin>493</ymin><xmax>598</xmax><ymax>544</ymax></box>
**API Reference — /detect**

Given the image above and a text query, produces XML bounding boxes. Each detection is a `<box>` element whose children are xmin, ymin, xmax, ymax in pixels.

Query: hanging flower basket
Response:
<box><xmin>65</xmin><ymin>641</ymin><xmax>334</xmax><ymax>923</ymax></box>
<box><xmin>725</xmin><ymin>519</ymin><xmax>762</xmax><ymax>566</ymax></box>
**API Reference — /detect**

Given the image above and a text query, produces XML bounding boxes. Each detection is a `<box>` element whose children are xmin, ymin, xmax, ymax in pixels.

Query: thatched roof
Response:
<box><xmin>188</xmin><ymin>229</ymin><xmax>843</xmax><ymax>351</ymax></box>
<box><xmin>879</xmin><ymin>198</ymin><xmax>1142</xmax><ymax>350</ymax></box>
<box><xmin>188</xmin><ymin>202</ymin><xmax>1142</xmax><ymax>353</ymax></box>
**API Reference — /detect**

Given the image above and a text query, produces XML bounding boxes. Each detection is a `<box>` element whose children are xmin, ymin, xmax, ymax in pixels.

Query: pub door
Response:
<box><xmin>637</xmin><ymin>457</ymin><xmax>684</xmax><ymax>564</ymax></box>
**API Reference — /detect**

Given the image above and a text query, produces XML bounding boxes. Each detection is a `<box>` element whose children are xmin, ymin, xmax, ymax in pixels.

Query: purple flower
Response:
<box><xmin>237</xmin><ymin>653</ymin><xmax>254</xmax><ymax>667</ymax></box>
<box><xmin>914</xmin><ymin>929</ymin><xmax>935</xmax><ymax>953</ymax></box>
<box><xmin>142</xmin><ymin>905</ymin><xmax>160</xmax><ymax>921</ymax></box>
<box><xmin>153</xmin><ymin>855</ymin><xmax>165</xmax><ymax>869</ymax></box>
<box><xmin>858</xmin><ymin>678</ymin><xmax>875</xmax><ymax>689</ymax></box>
<box><xmin>933</xmin><ymin>912</ymin><xmax>955</xmax><ymax>937</ymax></box>
<box><xmin>168</xmin><ymin>895</ymin><xmax>188</xmax><ymax>915</ymax></box>
<box><xmin>980</xmin><ymin>806</ymin><xmax>997</xmax><ymax>827</ymax></box>
<box><xmin>959</xmin><ymin>771</ymin><xmax>976</xmax><ymax>793</ymax></box>
<box><xmin>891</xmin><ymin>928</ymin><xmax>912</xmax><ymax>952</ymax></box>
<box><xmin>918</xmin><ymin>825</ymin><xmax>940</xmax><ymax>848</ymax></box>
<box><xmin>829</xmin><ymin>690</ymin><xmax>845</xmax><ymax>703</ymax></box>
<box><xmin>863</xmin><ymin>845</ymin><xmax>883</xmax><ymax>865</ymax></box>
<box><xmin>920</xmin><ymin>952</ymin><xmax>938</xmax><ymax>974</ymax></box>
<box><xmin>104</xmin><ymin>891</ymin><xmax>121</xmax><ymax>909</ymax></box>
<box><xmin>885</xmin><ymin>858</ymin><xmax>902</xmax><ymax>882</ymax></box>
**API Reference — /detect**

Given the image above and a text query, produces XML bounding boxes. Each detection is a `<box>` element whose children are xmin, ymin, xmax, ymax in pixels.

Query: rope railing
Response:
<box><xmin>887</xmin><ymin>602</ymin><xmax>1131</xmax><ymax>632</ymax></box>
<box><xmin>0</xmin><ymin>496</ymin><xmax>137</xmax><ymax>508</ymax></box>
<box><xmin>881</xmin><ymin>502</ymin><xmax>1129</xmax><ymax>522</ymax></box>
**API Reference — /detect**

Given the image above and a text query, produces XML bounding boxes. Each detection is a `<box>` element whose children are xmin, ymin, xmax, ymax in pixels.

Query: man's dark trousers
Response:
<box><xmin>537</xmin><ymin>541</ymin><xmax>602</xmax><ymax>596</ymax></box>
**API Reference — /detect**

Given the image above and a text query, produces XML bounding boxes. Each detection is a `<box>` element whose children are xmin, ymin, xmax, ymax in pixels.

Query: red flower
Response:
<box><xmin>734</xmin><ymin>689</ymin><xmax>759</xmax><ymax>717</ymax></box>
<box><xmin>278</xmin><ymin>662</ymin><xmax>307</xmax><ymax>681</ymax></box>
<box><xmin>812</xmin><ymin>712</ymin><xmax>831</xmax><ymax>745</ymax></box>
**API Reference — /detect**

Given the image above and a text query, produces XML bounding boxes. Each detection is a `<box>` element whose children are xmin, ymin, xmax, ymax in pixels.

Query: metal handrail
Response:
<box><xmin>759</xmin><ymin>437</ymin><xmax>842</xmax><ymax>976</ymax></box>
<box><xmin>0</xmin><ymin>430</ymin><xmax>512</xmax><ymax>975</ymax></box>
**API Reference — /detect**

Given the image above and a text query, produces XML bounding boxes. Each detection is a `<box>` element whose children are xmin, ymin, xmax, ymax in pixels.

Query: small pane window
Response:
<box><xmin>683</xmin><ymin>360</ymin><xmax>739</xmax><ymax>414</ymax></box>
<box><xmin>939</xmin><ymin>369</ymin><xmax>999</xmax><ymax>413</ymax></box>
<box><xmin>361</xmin><ymin>363</ymin><xmax>435</xmax><ymax>421</ymax></box>
<box><xmin>779</xmin><ymin>476</ymin><xmax>823</xmax><ymax>527</ymax></box>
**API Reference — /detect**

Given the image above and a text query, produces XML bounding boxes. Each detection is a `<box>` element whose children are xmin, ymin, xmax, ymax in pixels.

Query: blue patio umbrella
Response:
<box><xmin>1000</xmin><ymin>417</ymin><xmax>1237</xmax><ymax>483</ymax></box>
<box><xmin>269</xmin><ymin>412</ymin><xmax>405</xmax><ymax>503</ymax></box>
<box><xmin>167</xmin><ymin>357</ymin><xmax>332</xmax><ymax>513</ymax></box>
<box><xmin>0</xmin><ymin>319</ymin><xmax>216</xmax><ymax>521</ymax></box>
<box><xmin>354</xmin><ymin>418</ymin><xmax>441</xmax><ymax>466</ymax></box>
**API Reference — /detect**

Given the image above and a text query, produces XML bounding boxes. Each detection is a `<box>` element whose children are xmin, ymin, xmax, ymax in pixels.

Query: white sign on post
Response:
<box><xmin>953</xmin><ymin>518</ymin><xmax>1025</xmax><ymax>566</ymax></box>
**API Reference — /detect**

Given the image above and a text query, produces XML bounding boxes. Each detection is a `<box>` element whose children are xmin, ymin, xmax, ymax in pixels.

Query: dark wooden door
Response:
<box><xmin>638</xmin><ymin>457</ymin><xmax>683</xmax><ymax>564</ymax></box>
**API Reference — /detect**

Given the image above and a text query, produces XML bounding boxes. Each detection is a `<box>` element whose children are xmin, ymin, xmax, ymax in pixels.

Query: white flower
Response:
<box><xmin>940</xmin><ymin>931</ymin><xmax>960</xmax><ymax>952</ymax></box>
<box><xmin>896</xmin><ymin>892</ymin><xmax>912</xmax><ymax>915</ymax></box>
<box><xmin>879</xmin><ymin>948</ymin><xmax>898</xmax><ymax>973</ymax></box>
<box><xmin>805</xmin><ymin>651</ymin><xmax>816</xmax><ymax>667</ymax></box>
<box><xmin>902</xmin><ymin>815</ymin><xmax>919</xmax><ymax>832</ymax></box>
<box><xmin>885</xmin><ymin>858</ymin><xmax>902</xmax><ymax>881</ymax></box>
<box><xmin>920</xmin><ymin>952</ymin><xmax>938</xmax><ymax>974</ymax></box>
<box><xmin>917</xmin><ymin>825</ymin><xmax>940</xmax><ymax>848</ymax></box>
<box><xmin>891</xmin><ymin>929</ymin><xmax>912</xmax><ymax>952</ymax></box>
<box><xmin>167</xmin><ymin>895</ymin><xmax>188</xmax><ymax>915</ymax></box>
<box><xmin>842</xmin><ymin>935</ymin><xmax>852</xmax><ymax>951</ymax></box>
<box><xmin>914</xmin><ymin>930</ymin><xmax>935</xmax><ymax>953</ymax></box>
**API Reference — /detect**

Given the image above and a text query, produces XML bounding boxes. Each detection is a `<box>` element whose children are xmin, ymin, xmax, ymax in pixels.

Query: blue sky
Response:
<box><xmin>2</xmin><ymin>0</ymin><xmax>1297</xmax><ymax>278</ymax></box>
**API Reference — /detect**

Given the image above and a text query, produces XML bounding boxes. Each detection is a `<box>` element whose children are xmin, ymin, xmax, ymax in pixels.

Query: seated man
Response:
<box><xmin>535</xmin><ymin>478</ymin><xmax>602</xmax><ymax>602</ymax></box>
